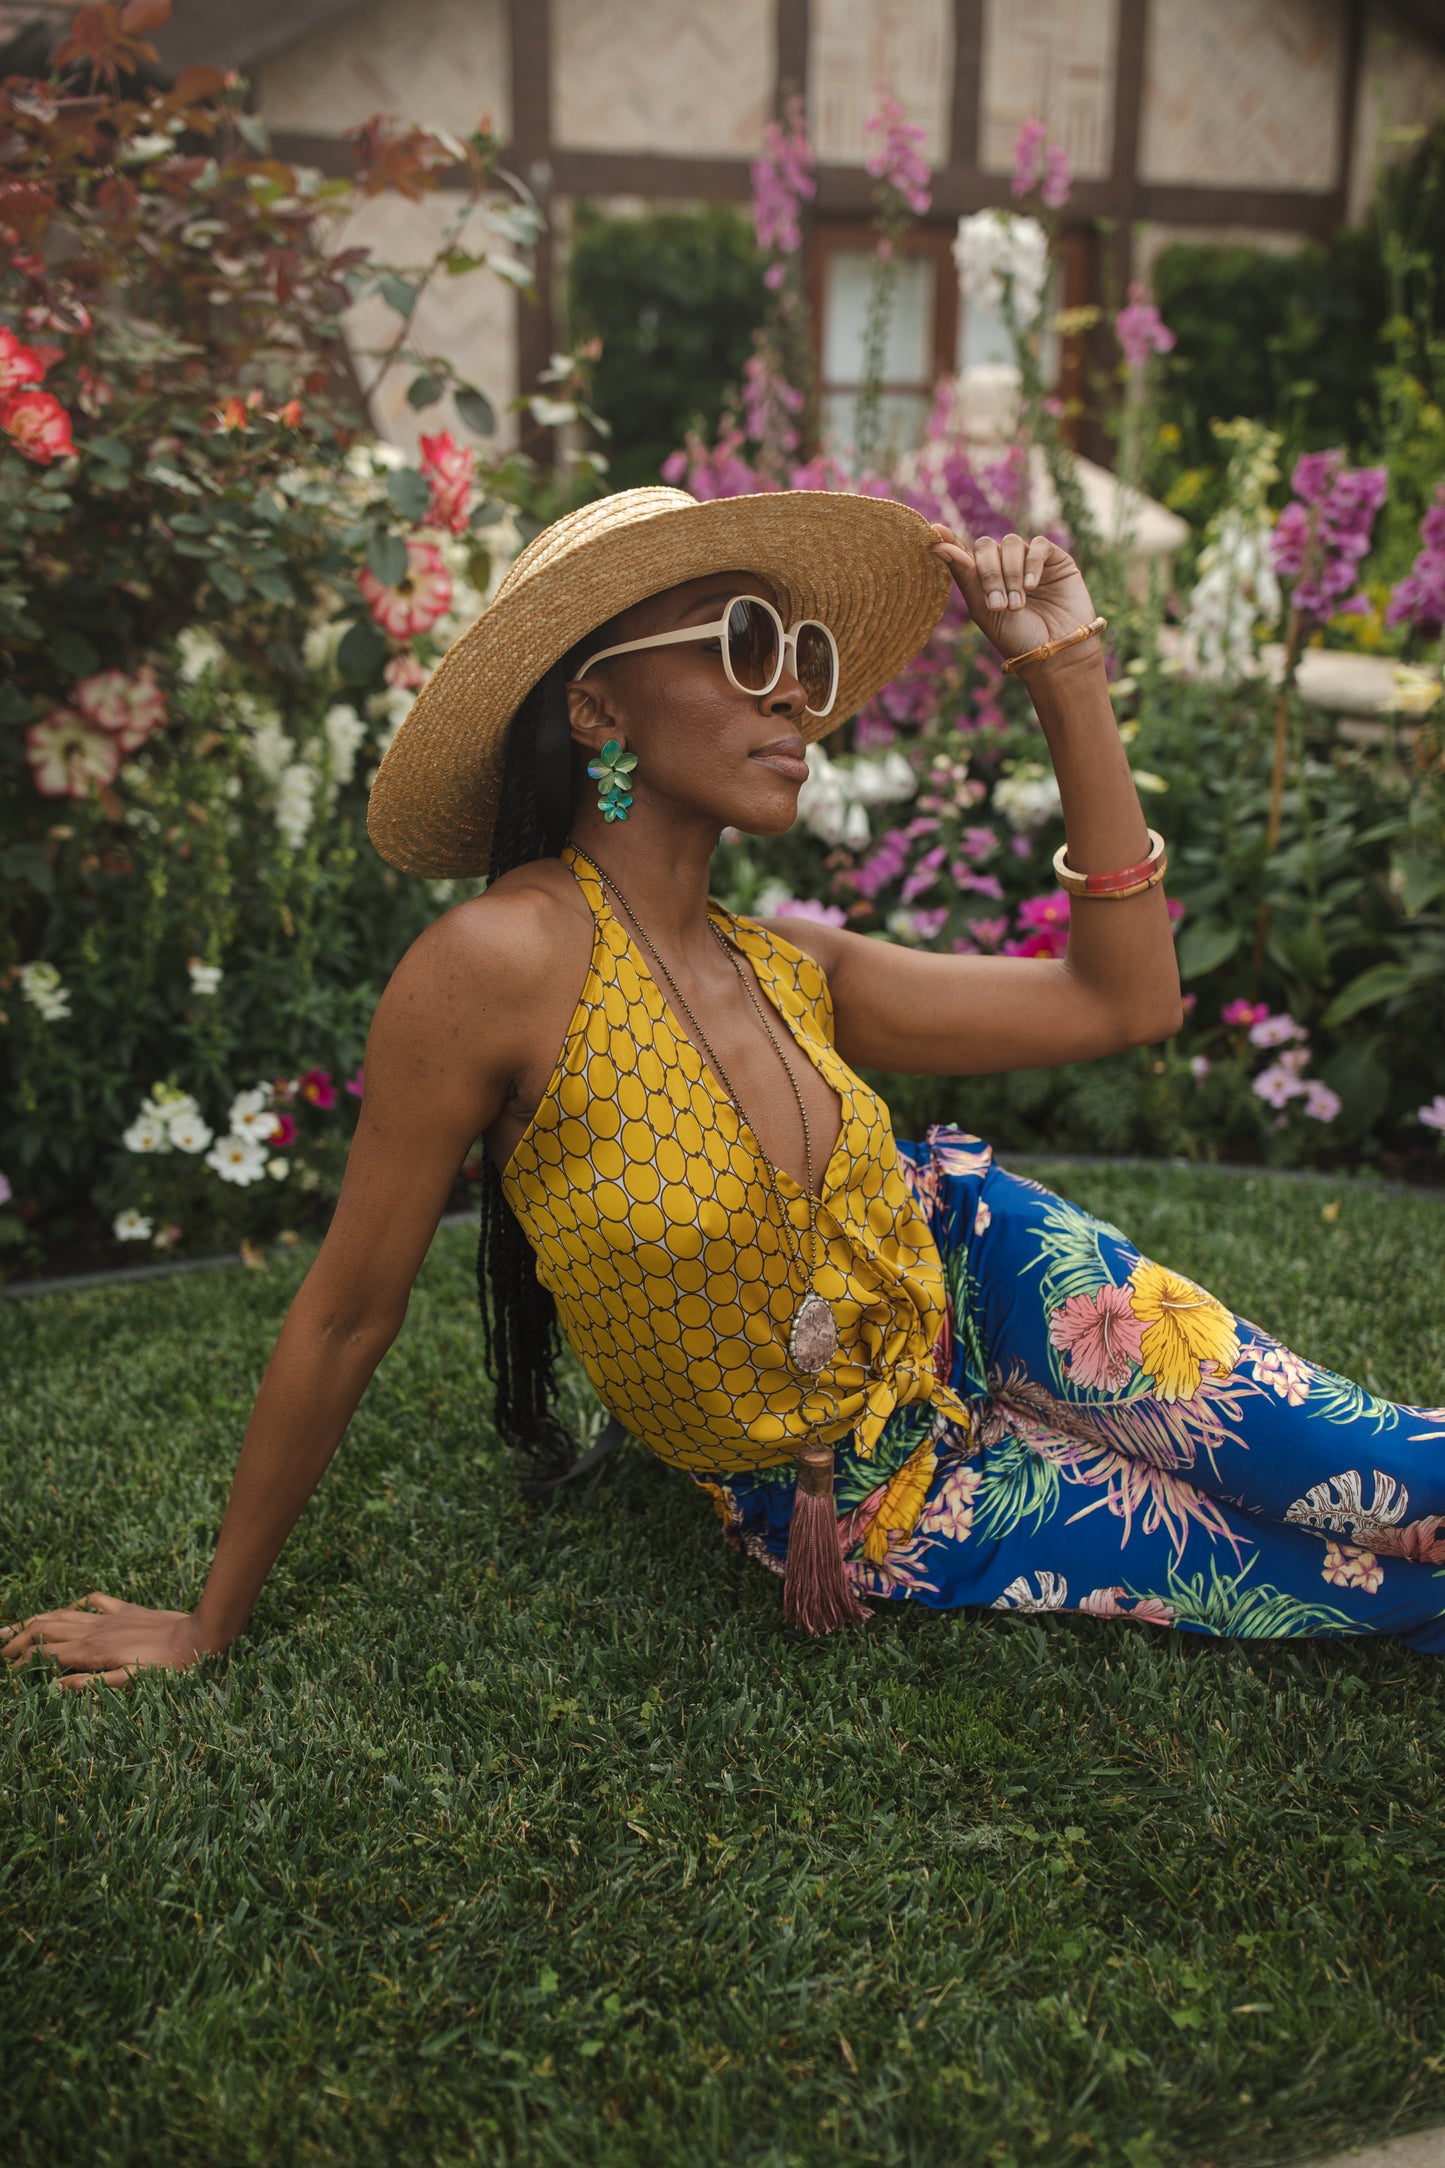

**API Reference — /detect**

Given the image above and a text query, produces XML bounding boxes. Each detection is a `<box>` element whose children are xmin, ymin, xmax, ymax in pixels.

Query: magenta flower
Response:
<box><xmin>1115</xmin><ymin>283</ymin><xmax>1176</xmax><ymax>369</ymax></box>
<box><xmin>0</xmin><ymin>1169</ymin><xmax>11</xmax><ymax>1207</ymax></box>
<box><xmin>270</xmin><ymin>1111</ymin><xmax>298</xmax><ymax>1148</ymax></box>
<box><xmin>299</xmin><ymin>1067</ymin><xmax>336</xmax><ymax>1110</ymax></box>
<box><xmin>1048</xmin><ymin>1283</ymin><xmax>1146</xmax><ymax>1391</ymax></box>
<box><xmin>1222</xmin><ymin>998</ymin><xmax>1269</xmax><ymax>1028</ymax></box>
<box><xmin>1016</xmin><ymin>889</ymin><xmax>1071</xmax><ymax>933</ymax></box>
<box><xmin>345</xmin><ymin>1068</ymin><xmax>365</xmax><ymax>1100</ymax></box>
<box><xmin>967</xmin><ymin>915</ymin><xmax>1010</xmax><ymax>952</ymax></box>
<box><xmin>741</xmin><ymin>339</ymin><xmax>803</xmax><ymax>462</ymax></box>
<box><xmin>750</xmin><ymin>92</ymin><xmax>815</xmax><ymax>285</ymax></box>
<box><xmin>1418</xmin><ymin>1095</ymin><xmax>1445</xmax><ymax>1132</ymax></box>
<box><xmin>1010</xmin><ymin>117</ymin><xmax>1071</xmax><ymax>209</ymax></box>
<box><xmin>769</xmin><ymin>897</ymin><xmax>846</xmax><ymax>927</ymax></box>
<box><xmin>1387</xmin><ymin>482</ymin><xmax>1445</xmax><ymax>632</ymax></box>
<box><xmin>863</xmin><ymin>92</ymin><xmax>931</xmax><ymax>215</ymax></box>
<box><xmin>910</xmin><ymin>906</ymin><xmax>948</xmax><ymax>940</ymax></box>
<box><xmin>1270</xmin><ymin>449</ymin><xmax>1388</xmax><ymax>624</ymax></box>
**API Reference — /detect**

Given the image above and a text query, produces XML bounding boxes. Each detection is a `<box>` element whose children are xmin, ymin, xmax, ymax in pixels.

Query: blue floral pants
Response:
<box><xmin>710</xmin><ymin>1130</ymin><xmax>1445</xmax><ymax>1650</ymax></box>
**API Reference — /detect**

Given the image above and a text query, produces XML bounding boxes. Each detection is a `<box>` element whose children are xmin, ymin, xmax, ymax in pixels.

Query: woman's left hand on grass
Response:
<box><xmin>930</xmin><ymin>524</ymin><xmax>1098</xmax><ymax>664</ymax></box>
<box><xmin>1</xmin><ymin>1592</ymin><xmax>206</xmax><ymax>1690</ymax></box>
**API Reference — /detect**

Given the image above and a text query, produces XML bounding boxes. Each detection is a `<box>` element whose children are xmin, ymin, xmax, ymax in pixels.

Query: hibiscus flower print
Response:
<box><xmin>1321</xmin><ymin>1541</ymin><xmax>1384</xmax><ymax>1593</ymax></box>
<box><xmin>1250</xmin><ymin>1342</ymin><xmax>1312</xmax><ymax>1406</ymax></box>
<box><xmin>1128</xmin><ymin>1260</ymin><xmax>1240</xmax><ymax>1402</ymax></box>
<box><xmin>917</xmin><ymin>1460</ymin><xmax>982</xmax><ymax>1543</ymax></box>
<box><xmin>1047</xmin><ymin>1282</ymin><xmax>1145</xmax><ymax>1392</ymax></box>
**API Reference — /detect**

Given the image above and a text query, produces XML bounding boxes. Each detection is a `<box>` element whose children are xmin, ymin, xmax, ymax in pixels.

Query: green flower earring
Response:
<box><xmin>588</xmin><ymin>738</ymin><xmax>637</xmax><ymax>823</ymax></box>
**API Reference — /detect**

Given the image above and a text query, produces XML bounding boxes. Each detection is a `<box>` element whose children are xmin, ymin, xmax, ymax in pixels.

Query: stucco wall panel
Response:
<box><xmin>1140</xmin><ymin>0</ymin><xmax>1345</xmax><ymax>189</ymax></box>
<box><xmin>809</xmin><ymin>0</ymin><xmax>953</xmax><ymax>166</ymax></box>
<box><xmin>552</xmin><ymin>0</ymin><xmax>774</xmax><ymax>155</ymax></box>
<box><xmin>259</xmin><ymin>0</ymin><xmax>511</xmax><ymax>140</ymax></box>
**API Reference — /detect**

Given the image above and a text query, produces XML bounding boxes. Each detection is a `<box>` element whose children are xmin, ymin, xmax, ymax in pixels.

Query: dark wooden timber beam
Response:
<box><xmin>508</xmin><ymin>0</ymin><xmax>554</xmax><ymax>457</ymax></box>
<box><xmin>1332</xmin><ymin>0</ymin><xmax>1368</xmax><ymax>227</ymax></box>
<box><xmin>776</xmin><ymin>0</ymin><xmax>808</xmax><ymax>110</ymax></box>
<box><xmin>949</xmin><ymin>0</ymin><xmax>983</xmax><ymax>172</ymax></box>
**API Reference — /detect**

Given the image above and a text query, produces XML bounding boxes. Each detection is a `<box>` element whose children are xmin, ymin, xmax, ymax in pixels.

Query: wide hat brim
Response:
<box><xmin>366</xmin><ymin>484</ymin><xmax>953</xmax><ymax>879</ymax></box>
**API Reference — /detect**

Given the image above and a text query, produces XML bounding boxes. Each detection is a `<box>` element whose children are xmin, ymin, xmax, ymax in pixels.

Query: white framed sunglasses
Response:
<box><xmin>573</xmin><ymin>594</ymin><xmax>840</xmax><ymax>718</ymax></box>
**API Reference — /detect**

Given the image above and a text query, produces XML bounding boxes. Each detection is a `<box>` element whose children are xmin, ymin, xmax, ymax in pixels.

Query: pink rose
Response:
<box><xmin>358</xmin><ymin>538</ymin><xmax>452</xmax><ymax>638</ymax></box>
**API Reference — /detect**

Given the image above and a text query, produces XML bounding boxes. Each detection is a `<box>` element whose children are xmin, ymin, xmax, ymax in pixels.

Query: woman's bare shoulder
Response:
<box><xmin>390</xmin><ymin>859</ymin><xmax>593</xmax><ymax>1010</ymax></box>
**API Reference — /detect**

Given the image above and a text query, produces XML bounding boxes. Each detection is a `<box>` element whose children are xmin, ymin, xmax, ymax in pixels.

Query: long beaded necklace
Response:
<box><xmin>571</xmin><ymin>847</ymin><xmax>840</xmax><ymax>1377</ymax></box>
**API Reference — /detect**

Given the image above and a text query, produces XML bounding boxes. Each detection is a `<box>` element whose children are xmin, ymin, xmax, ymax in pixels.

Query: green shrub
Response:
<box><xmin>567</xmin><ymin>204</ymin><xmax>768</xmax><ymax>488</ymax></box>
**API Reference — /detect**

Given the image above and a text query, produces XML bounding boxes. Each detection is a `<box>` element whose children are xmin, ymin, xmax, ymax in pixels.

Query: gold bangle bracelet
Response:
<box><xmin>1000</xmin><ymin>614</ymin><xmax>1108</xmax><ymax>675</ymax></box>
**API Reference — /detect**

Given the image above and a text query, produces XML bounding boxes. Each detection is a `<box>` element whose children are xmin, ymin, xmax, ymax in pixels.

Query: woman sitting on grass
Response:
<box><xmin>8</xmin><ymin>486</ymin><xmax>1445</xmax><ymax>1685</ymax></box>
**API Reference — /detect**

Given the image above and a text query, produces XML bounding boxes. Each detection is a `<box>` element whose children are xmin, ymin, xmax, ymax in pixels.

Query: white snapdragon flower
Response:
<box><xmin>302</xmin><ymin>612</ymin><xmax>345</xmax><ymax>673</ymax></box>
<box><xmin>228</xmin><ymin>1086</ymin><xmax>280</xmax><ymax>1143</ymax></box>
<box><xmin>992</xmin><ymin>763</ymin><xmax>1062</xmax><ymax>831</ymax></box>
<box><xmin>248</xmin><ymin>721</ymin><xmax>296</xmax><ymax>790</ymax></box>
<box><xmin>19</xmin><ymin>961</ymin><xmax>71</xmax><ymax>1022</ymax></box>
<box><xmin>953</xmin><ymin>210</ymin><xmax>1049</xmax><ymax>326</ymax></box>
<box><xmin>176</xmin><ymin>627</ymin><xmax>225</xmax><ymax>683</ymax></box>
<box><xmin>796</xmin><ymin>745</ymin><xmax>914</xmax><ymax>849</ymax></box>
<box><xmin>1381</xmin><ymin>664</ymin><xmax>1443</xmax><ymax>716</ymax></box>
<box><xmin>187</xmin><ymin>959</ymin><xmax>223</xmax><ymax>996</ymax></box>
<box><xmin>113</xmin><ymin>1207</ymin><xmax>154</xmax><ymax>1241</ymax></box>
<box><xmin>167</xmin><ymin>1110</ymin><xmax>215</xmax><ymax>1154</ymax></box>
<box><xmin>849</xmin><ymin>751</ymin><xmax>917</xmax><ymax>807</ymax></box>
<box><xmin>205</xmin><ymin>1134</ymin><xmax>269</xmax><ymax>1186</ymax></box>
<box><xmin>322</xmin><ymin>703</ymin><xmax>367</xmax><ymax>789</ymax></box>
<box><xmin>275</xmin><ymin>761</ymin><xmax>316</xmax><ymax>850</ymax></box>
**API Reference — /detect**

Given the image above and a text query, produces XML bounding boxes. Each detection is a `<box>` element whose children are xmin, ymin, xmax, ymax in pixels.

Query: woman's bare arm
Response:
<box><xmin>1</xmin><ymin>890</ymin><xmax>560</xmax><ymax>1688</ymax></box>
<box><xmin>775</xmin><ymin>532</ymin><xmax>1182</xmax><ymax>1075</ymax></box>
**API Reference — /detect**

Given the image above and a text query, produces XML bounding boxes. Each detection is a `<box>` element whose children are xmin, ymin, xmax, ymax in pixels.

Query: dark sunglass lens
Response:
<box><xmin>795</xmin><ymin>623</ymin><xmax>836</xmax><ymax>710</ymax></box>
<box><xmin>725</xmin><ymin>599</ymin><xmax>780</xmax><ymax>692</ymax></box>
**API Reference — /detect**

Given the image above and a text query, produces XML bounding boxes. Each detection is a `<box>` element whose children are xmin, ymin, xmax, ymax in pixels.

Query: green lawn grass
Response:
<box><xmin>5</xmin><ymin>1162</ymin><xmax>1445</xmax><ymax>2168</ymax></box>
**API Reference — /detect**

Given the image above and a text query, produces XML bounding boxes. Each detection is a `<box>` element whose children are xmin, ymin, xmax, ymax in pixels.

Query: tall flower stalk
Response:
<box><xmin>853</xmin><ymin>92</ymin><xmax>931</xmax><ymax>476</ymax></box>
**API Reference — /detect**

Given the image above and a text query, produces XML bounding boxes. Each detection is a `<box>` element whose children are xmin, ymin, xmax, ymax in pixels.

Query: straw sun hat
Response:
<box><xmin>366</xmin><ymin>484</ymin><xmax>953</xmax><ymax>879</ymax></box>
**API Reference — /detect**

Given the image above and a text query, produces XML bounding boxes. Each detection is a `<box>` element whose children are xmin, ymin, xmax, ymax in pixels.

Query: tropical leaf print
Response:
<box><xmin>1283</xmin><ymin>1466</ymin><xmax>1411</xmax><ymax>1547</ymax></box>
<box><xmin>1303</xmin><ymin>1368</ymin><xmax>1401</xmax><ymax>1436</ymax></box>
<box><xmin>1148</xmin><ymin>1556</ymin><xmax>1359</xmax><ymax>1639</ymax></box>
<box><xmin>992</xmin><ymin>1570</ymin><xmax>1069</xmax><ymax>1612</ymax></box>
<box><xmin>945</xmin><ymin>1239</ymin><xmax>990</xmax><ymax>1398</ymax></box>
<box><xmin>1020</xmin><ymin>1194</ymin><xmax>1115</xmax><ymax>1320</ymax></box>
<box><xmin>972</xmin><ymin>1428</ymin><xmax>1066</xmax><ymax>1541</ymax></box>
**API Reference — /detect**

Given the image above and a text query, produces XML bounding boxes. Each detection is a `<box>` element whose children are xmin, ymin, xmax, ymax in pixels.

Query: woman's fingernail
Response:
<box><xmin>1008</xmin><ymin>590</ymin><xmax>1023</xmax><ymax>608</ymax></box>
<box><xmin>1024</xmin><ymin>572</ymin><xmax>1039</xmax><ymax>587</ymax></box>
<box><xmin>987</xmin><ymin>589</ymin><xmax>1005</xmax><ymax>608</ymax></box>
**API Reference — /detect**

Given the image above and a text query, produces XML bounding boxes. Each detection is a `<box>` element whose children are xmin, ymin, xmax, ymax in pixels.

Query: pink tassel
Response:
<box><xmin>783</xmin><ymin>1445</ymin><xmax>870</xmax><ymax>1635</ymax></box>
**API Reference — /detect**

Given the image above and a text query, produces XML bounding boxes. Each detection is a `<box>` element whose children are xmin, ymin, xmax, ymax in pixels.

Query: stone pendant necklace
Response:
<box><xmin>573</xmin><ymin>849</ymin><xmax>838</xmax><ymax>1377</ymax></box>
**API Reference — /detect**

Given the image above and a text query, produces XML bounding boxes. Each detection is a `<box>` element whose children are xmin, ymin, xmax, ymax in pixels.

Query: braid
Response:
<box><xmin>474</xmin><ymin>620</ymin><xmax>619</xmax><ymax>1481</ymax></box>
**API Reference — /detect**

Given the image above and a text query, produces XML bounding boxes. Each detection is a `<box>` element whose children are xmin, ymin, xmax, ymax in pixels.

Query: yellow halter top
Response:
<box><xmin>500</xmin><ymin>846</ymin><xmax>973</xmax><ymax>1474</ymax></box>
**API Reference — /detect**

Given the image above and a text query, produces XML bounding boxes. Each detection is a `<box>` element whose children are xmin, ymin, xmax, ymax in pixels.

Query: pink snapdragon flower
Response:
<box><xmin>967</xmin><ymin>915</ymin><xmax>1010</xmax><ymax>952</ymax></box>
<box><xmin>419</xmin><ymin>429</ymin><xmax>475</xmax><ymax>534</ymax></box>
<box><xmin>769</xmin><ymin>897</ymin><xmax>847</xmax><ymax>927</ymax></box>
<box><xmin>1387</xmin><ymin>482</ymin><xmax>1445</xmax><ymax>632</ymax></box>
<box><xmin>1270</xmin><ymin>449</ymin><xmax>1388</xmax><ymax>623</ymax></box>
<box><xmin>864</xmin><ymin>91</ymin><xmax>931</xmax><ymax>216</ymax></box>
<box><xmin>1418</xmin><ymin>1095</ymin><xmax>1445</xmax><ymax>1133</ymax></box>
<box><xmin>1011</xmin><ymin>118</ymin><xmax>1072</xmax><ymax>209</ymax></box>
<box><xmin>751</xmin><ymin>92</ymin><xmax>815</xmax><ymax>289</ymax></box>
<box><xmin>661</xmin><ymin>423</ymin><xmax>761</xmax><ymax>501</ymax></box>
<box><xmin>1115</xmin><ymin>284</ymin><xmax>1176</xmax><ymax>370</ymax></box>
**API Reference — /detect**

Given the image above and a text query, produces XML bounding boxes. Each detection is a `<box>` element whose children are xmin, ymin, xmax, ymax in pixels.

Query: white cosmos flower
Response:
<box><xmin>113</xmin><ymin>1207</ymin><xmax>154</xmax><ymax>1241</ymax></box>
<box><xmin>167</xmin><ymin>1110</ymin><xmax>215</xmax><ymax>1154</ymax></box>
<box><xmin>205</xmin><ymin>1134</ymin><xmax>269</xmax><ymax>1186</ymax></box>
<box><xmin>265</xmin><ymin>1156</ymin><xmax>290</xmax><ymax>1181</ymax></box>
<box><xmin>228</xmin><ymin>1087</ymin><xmax>279</xmax><ymax>1142</ymax></box>
<box><xmin>188</xmin><ymin>959</ymin><xmax>223</xmax><ymax>996</ymax></box>
<box><xmin>123</xmin><ymin>1110</ymin><xmax>171</xmax><ymax>1154</ymax></box>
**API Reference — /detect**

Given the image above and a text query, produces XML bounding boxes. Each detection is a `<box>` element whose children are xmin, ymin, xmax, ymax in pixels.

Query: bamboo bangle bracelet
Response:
<box><xmin>1052</xmin><ymin>829</ymin><xmax>1167</xmax><ymax>900</ymax></box>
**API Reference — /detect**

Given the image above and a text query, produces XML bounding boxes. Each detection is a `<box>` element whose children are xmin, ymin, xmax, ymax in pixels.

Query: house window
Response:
<box><xmin>812</xmin><ymin>221</ymin><xmax>1083</xmax><ymax>463</ymax></box>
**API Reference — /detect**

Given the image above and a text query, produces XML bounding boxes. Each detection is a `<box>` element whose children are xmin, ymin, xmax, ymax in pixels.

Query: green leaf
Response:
<box><xmin>1174</xmin><ymin>917</ymin><xmax>1240</xmax><ymax>981</ymax></box>
<box><xmin>209</xmin><ymin>561</ymin><xmax>247</xmax><ymax>605</ymax></box>
<box><xmin>386</xmin><ymin>467</ymin><xmax>432</xmax><ymax>522</ymax></box>
<box><xmin>85</xmin><ymin>434</ymin><xmax>132</xmax><ymax>472</ymax></box>
<box><xmin>470</xmin><ymin>497</ymin><xmax>507</xmax><ymax>529</ymax></box>
<box><xmin>379</xmin><ymin>274</ymin><xmax>418</xmax><ymax>319</ymax></box>
<box><xmin>454</xmin><ymin>386</ymin><xmax>496</xmax><ymax>436</ymax></box>
<box><xmin>406</xmin><ymin>372</ymin><xmax>444</xmax><ymax>410</ymax></box>
<box><xmin>0</xmin><ymin>843</ymin><xmax>53</xmax><ymax>896</ymax></box>
<box><xmin>367</xmin><ymin>532</ymin><xmax>410</xmax><ymax>587</ymax></box>
<box><xmin>1317</xmin><ymin>1039</ymin><xmax>1390</xmax><ymax>1142</ymax></box>
<box><xmin>51</xmin><ymin>629</ymin><xmax>100</xmax><ymax>678</ymax></box>
<box><xmin>1321</xmin><ymin>962</ymin><xmax>1415</xmax><ymax>1028</ymax></box>
<box><xmin>1394</xmin><ymin>852</ymin><xmax>1445</xmax><ymax>916</ymax></box>
<box><xmin>338</xmin><ymin>619</ymin><xmax>388</xmax><ymax>686</ymax></box>
<box><xmin>252</xmin><ymin>568</ymin><xmax>295</xmax><ymax>606</ymax></box>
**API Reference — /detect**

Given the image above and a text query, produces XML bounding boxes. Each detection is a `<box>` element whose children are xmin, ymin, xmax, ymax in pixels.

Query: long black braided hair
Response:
<box><xmin>475</xmin><ymin>621</ymin><xmax>619</xmax><ymax>1481</ymax></box>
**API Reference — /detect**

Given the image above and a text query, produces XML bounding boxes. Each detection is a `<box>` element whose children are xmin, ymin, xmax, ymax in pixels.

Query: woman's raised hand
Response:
<box><xmin>1</xmin><ymin>1592</ymin><xmax>208</xmax><ymax>1690</ymax></box>
<box><xmin>929</xmin><ymin>524</ymin><xmax>1099</xmax><ymax>664</ymax></box>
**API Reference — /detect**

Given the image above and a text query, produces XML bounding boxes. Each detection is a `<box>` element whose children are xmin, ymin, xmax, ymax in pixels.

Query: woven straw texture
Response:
<box><xmin>501</xmin><ymin>849</ymin><xmax>973</xmax><ymax>1472</ymax></box>
<box><xmin>366</xmin><ymin>485</ymin><xmax>952</xmax><ymax>878</ymax></box>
